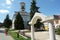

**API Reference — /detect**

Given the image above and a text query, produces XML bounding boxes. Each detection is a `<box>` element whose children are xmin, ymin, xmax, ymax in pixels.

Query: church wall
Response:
<box><xmin>20</xmin><ymin>14</ymin><xmax>30</xmax><ymax>29</ymax></box>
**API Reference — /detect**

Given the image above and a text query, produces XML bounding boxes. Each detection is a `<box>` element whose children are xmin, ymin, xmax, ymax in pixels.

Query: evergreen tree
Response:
<box><xmin>30</xmin><ymin>0</ymin><xmax>39</xmax><ymax>19</ymax></box>
<box><xmin>4</xmin><ymin>14</ymin><xmax>12</xmax><ymax>29</ymax></box>
<box><xmin>14</xmin><ymin>12</ymin><xmax>24</xmax><ymax>30</ymax></box>
<box><xmin>30</xmin><ymin>0</ymin><xmax>44</xmax><ymax>30</ymax></box>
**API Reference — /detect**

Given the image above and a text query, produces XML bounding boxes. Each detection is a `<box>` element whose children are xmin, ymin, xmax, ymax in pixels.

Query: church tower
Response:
<box><xmin>20</xmin><ymin>2</ymin><xmax>25</xmax><ymax>11</ymax></box>
<box><xmin>12</xmin><ymin>2</ymin><xmax>30</xmax><ymax>29</ymax></box>
<box><xmin>20</xmin><ymin>2</ymin><xmax>30</xmax><ymax>29</ymax></box>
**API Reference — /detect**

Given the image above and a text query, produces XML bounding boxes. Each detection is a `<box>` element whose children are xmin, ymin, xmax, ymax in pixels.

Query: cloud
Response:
<box><xmin>6</xmin><ymin>0</ymin><xmax>14</xmax><ymax>5</ymax></box>
<box><xmin>11</xmin><ymin>0</ymin><xmax>14</xmax><ymax>1</ymax></box>
<box><xmin>1</xmin><ymin>3</ymin><xmax>11</xmax><ymax>9</ymax></box>
<box><xmin>0</xmin><ymin>10</ymin><xmax>9</xmax><ymax>14</ymax></box>
<box><xmin>6</xmin><ymin>0</ymin><xmax>12</xmax><ymax>5</ymax></box>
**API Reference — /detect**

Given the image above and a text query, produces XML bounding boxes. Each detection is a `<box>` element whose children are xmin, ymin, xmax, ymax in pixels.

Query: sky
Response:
<box><xmin>0</xmin><ymin>0</ymin><xmax>60</xmax><ymax>23</ymax></box>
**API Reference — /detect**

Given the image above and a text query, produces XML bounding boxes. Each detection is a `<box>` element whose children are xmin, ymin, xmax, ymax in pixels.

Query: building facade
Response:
<box><xmin>44</xmin><ymin>15</ymin><xmax>60</xmax><ymax>30</ymax></box>
<box><xmin>12</xmin><ymin>2</ymin><xmax>30</xmax><ymax>29</ymax></box>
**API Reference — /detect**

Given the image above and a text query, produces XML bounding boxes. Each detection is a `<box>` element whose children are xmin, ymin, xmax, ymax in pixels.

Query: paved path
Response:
<box><xmin>25</xmin><ymin>31</ymin><xmax>60</xmax><ymax>40</ymax></box>
<box><xmin>0</xmin><ymin>33</ymin><xmax>14</xmax><ymax>40</ymax></box>
<box><xmin>0</xmin><ymin>28</ymin><xmax>14</xmax><ymax>40</ymax></box>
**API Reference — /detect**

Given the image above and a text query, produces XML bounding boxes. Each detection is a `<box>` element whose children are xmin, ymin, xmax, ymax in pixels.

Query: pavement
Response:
<box><xmin>0</xmin><ymin>28</ymin><xmax>60</xmax><ymax>40</ymax></box>
<box><xmin>0</xmin><ymin>28</ymin><xmax>14</xmax><ymax>40</ymax></box>
<box><xmin>25</xmin><ymin>31</ymin><xmax>60</xmax><ymax>40</ymax></box>
<box><xmin>0</xmin><ymin>33</ymin><xmax>14</xmax><ymax>40</ymax></box>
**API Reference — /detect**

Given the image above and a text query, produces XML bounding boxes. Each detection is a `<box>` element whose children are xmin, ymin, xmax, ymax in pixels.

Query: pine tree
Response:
<box><xmin>30</xmin><ymin>0</ymin><xmax>39</xmax><ymax>19</ymax></box>
<box><xmin>4</xmin><ymin>14</ymin><xmax>12</xmax><ymax>29</ymax></box>
<box><xmin>30</xmin><ymin>0</ymin><xmax>44</xmax><ymax>30</ymax></box>
<box><xmin>14</xmin><ymin>12</ymin><xmax>24</xmax><ymax>30</ymax></box>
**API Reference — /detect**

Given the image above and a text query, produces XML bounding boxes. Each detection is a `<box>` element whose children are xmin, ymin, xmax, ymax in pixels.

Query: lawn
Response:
<box><xmin>9</xmin><ymin>31</ymin><xmax>31</xmax><ymax>40</ymax></box>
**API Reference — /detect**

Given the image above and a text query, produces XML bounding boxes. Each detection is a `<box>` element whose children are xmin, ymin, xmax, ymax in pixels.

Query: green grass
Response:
<box><xmin>9</xmin><ymin>29</ymin><xmax>15</xmax><ymax>31</ymax></box>
<box><xmin>9</xmin><ymin>31</ymin><xmax>31</xmax><ymax>40</ymax></box>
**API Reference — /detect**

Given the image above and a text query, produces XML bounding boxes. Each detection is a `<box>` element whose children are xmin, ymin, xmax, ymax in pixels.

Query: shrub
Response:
<box><xmin>56</xmin><ymin>28</ymin><xmax>60</xmax><ymax>35</ymax></box>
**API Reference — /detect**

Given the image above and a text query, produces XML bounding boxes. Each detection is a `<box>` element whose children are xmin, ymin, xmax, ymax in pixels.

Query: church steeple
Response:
<box><xmin>20</xmin><ymin>2</ymin><xmax>25</xmax><ymax>11</ymax></box>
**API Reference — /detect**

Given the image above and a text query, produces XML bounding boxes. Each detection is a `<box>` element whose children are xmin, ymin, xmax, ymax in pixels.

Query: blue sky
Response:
<box><xmin>0</xmin><ymin>0</ymin><xmax>60</xmax><ymax>23</ymax></box>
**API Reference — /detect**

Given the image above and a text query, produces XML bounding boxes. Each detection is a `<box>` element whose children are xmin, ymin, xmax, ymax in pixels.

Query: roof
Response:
<box><xmin>20</xmin><ymin>11</ymin><xmax>29</xmax><ymax>16</ymax></box>
<box><xmin>54</xmin><ymin>15</ymin><xmax>60</xmax><ymax>19</ymax></box>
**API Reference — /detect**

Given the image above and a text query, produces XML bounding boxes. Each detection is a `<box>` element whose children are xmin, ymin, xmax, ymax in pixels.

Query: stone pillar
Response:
<box><xmin>12</xmin><ymin>19</ymin><xmax>14</xmax><ymax>29</ymax></box>
<box><xmin>31</xmin><ymin>25</ymin><xmax>34</xmax><ymax>40</ymax></box>
<box><xmin>49</xmin><ymin>22</ymin><xmax>56</xmax><ymax>40</ymax></box>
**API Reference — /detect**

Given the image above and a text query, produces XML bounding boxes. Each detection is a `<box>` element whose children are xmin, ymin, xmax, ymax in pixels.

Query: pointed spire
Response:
<box><xmin>33</xmin><ymin>0</ymin><xmax>36</xmax><ymax>2</ymax></box>
<box><xmin>32</xmin><ymin>0</ymin><xmax>36</xmax><ymax>4</ymax></box>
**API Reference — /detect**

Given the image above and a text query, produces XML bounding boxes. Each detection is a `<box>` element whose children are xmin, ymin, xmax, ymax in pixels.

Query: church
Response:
<box><xmin>12</xmin><ymin>2</ymin><xmax>60</xmax><ymax>30</ymax></box>
<box><xmin>12</xmin><ymin>2</ymin><xmax>30</xmax><ymax>29</ymax></box>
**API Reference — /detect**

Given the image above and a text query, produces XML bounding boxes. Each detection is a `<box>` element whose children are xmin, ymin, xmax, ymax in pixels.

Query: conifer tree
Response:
<box><xmin>14</xmin><ymin>12</ymin><xmax>24</xmax><ymax>30</ymax></box>
<box><xmin>4</xmin><ymin>14</ymin><xmax>12</xmax><ymax>29</ymax></box>
<box><xmin>30</xmin><ymin>0</ymin><xmax>44</xmax><ymax>30</ymax></box>
<box><xmin>30</xmin><ymin>0</ymin><xmax>39</xmax><ymax>19</ymax></box>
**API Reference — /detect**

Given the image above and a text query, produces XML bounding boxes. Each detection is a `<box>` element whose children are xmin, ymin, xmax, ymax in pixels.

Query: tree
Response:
<box><xmin>34</xmin><ymin>19</ymin><xmax>44</xmax><ymax>30</ymax></box>
<box><xmin>4</xmin><ymin>14</ymin><xmax>12</xmax><ymax>29</ymax></box>
<box><xmin>30</xmin><ymin>0</ymin><xmax>44</xmax><ymax>30</ymax></box>
<box><xmin>30</xmin><ymin>0</ymin><xmax>39</xmax><ymax>19</ymax></box>
<box><xmin>14</xmin><ymin>12</ymin><xmax>24</xmax><ymax>30</ymax></box>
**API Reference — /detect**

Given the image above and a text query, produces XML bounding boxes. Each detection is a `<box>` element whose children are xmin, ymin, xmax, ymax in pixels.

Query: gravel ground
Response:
<box><xmin>0</xmin><ymin>28</ymin><xmax>14</xmax><ymax>40</ymax></box>
<box><xmin>25</xmin><ymin>31</ymin><xmax>60</xmax><ymax>40</ymax></box>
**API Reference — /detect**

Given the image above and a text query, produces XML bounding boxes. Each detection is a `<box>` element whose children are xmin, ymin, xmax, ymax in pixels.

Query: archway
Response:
<box><xmin>29</xmin><ymin>12</ymin><xmax>56</xmax><ymax>40</ymax></box>
<box><xmin>34</xmin><ymin>19</ymin><xmax>45</xmax><ymax>31</ymax></box>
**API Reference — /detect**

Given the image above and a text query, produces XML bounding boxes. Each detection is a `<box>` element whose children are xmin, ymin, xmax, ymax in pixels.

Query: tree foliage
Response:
<box><xmin>14</xmin><ymin>12</ymin><xmax>24</xmax><ymax>30</ymax></box>
<box><xmin>56</xmin><ymin>28</ymin><xmax>60</xmax><ymax>35</ymax></box>
<box><xmin>30</xmin><ymin>0</ymin><xmax>39</xmax><ymax>19</ymax></box>
<box><xmin>4</xmin><ymin>14</ymin><xmax>12</xmax><ymax>28</ymax></box>
<box><xmin>34</xmin><ymin>19</ymin><xmax>44</xmax><ymax>29</ymax></box>
<box><xmin>30</xmin><ymin>0</ymin><xmax>45</xmax><ymax>30</ymax></box>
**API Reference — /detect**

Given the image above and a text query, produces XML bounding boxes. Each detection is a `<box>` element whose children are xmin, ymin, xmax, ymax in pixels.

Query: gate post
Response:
<box><xmin>31</xmin><ymin>24</ymin><xmax>34</xmax><ymax>40</ymax></box>
<box><xmin>12</xmin><ymin>19</ymin><xmax>14</xmax><ymax>29</ymax></box>
<box><xmin>48</xmin><ymin>22</ymin><xmax>56</xmax><ymax>40</ymax></box>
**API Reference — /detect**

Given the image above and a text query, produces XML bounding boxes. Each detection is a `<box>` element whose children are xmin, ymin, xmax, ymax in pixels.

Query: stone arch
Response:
<box><xmin>29</xmin><ymin>12</ymin><xmax>46</xmax><ymax>25</ymax></box>
<box><xmin>30</xmin><ymin>16</ymin><xmax>41</xmax><ymax>24</ymax></box>
<box><xmin>29</xmin><ymin>12</ymin><xmax>56</xmax><ymax>40</ymax></box>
